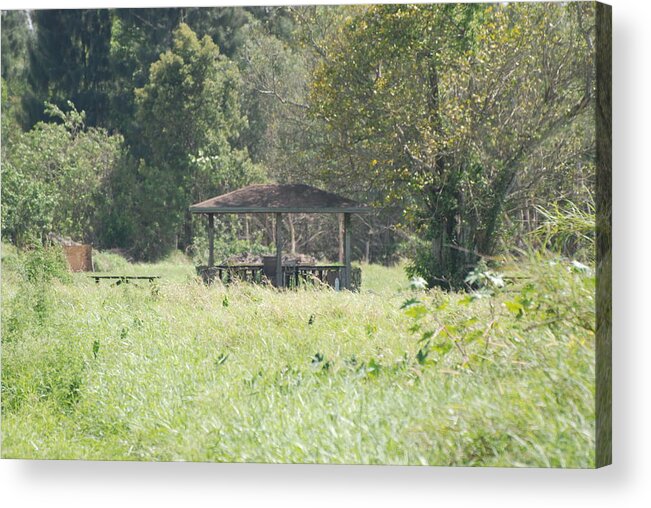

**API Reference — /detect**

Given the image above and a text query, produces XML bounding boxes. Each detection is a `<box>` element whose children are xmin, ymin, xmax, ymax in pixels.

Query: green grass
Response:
<box><xmin>1</xmin><ymin>246</ymin><xmax>595</xmax><ymax>466</ymax></box>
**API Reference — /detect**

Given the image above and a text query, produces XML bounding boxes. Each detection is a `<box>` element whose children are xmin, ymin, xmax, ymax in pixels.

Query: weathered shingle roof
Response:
<box><xmin>189</xmin><ymin>184</ymin><xmax>370</xmax><ymax>214</ymax></box>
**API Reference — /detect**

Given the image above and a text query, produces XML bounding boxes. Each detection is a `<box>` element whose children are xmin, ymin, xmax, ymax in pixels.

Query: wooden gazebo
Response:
<box><xmin>189</xmin><ymin>184</ymin><xmax>371</xmax><ymax>289</ymax></box>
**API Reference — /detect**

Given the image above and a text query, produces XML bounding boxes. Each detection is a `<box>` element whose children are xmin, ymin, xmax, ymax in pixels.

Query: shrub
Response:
<box><xmin>19</xmin><ymin>245</ymin><xmax>71</xmax><ymax>284</ymax></box>
<box><xmin>1</xmin><ymin>101</ymin><xmax>125</xmax><ymax>246</ymax></box>
<box><xmin>402</xmin><ymin>251</ymin><xmax>595</xmax><ymax>374</ymax></box>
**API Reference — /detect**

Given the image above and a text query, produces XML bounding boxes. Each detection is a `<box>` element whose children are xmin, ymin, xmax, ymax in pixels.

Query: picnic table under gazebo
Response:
<box><xmin>189</xmin><ymin>184</ymin><xmax>372</xmax><ymax>290</ymax></box>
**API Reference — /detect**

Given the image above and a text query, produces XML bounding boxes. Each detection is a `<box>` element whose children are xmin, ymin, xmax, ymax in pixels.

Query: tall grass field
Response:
<box><xmin>1</xmin><ymin>244</ymin><xmax>595</xmax><ymax>466</ymax></box>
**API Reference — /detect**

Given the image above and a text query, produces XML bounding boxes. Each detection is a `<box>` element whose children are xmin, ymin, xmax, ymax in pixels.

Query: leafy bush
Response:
<box><xmin>18</xmin><ymin>245</ymin><xmax>71</xmax><ymax>284</ymax></box>
<box><xmin>1</xmin><ymin>245</ymin><xmax>70</xmax><ymax>345</ymax></box>
<box><xmin>405</xmin><ymin>236</ymin><xmax>474</xmax><ymax>290</ymax></box>
<box><xmin>1</xmin><ymin>101</ymin><xmax>125</xmax><ymax>247</ymax></box>
<box><xmin>402</xmin><ymin>252</ymin><xmax>595</xmax><ymax>374</ymax></box>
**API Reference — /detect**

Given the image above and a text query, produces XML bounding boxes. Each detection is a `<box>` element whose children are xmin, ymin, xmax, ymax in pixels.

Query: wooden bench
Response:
<box><xmin>89</xmin><ymin>275</ymin><xmax>160</xmax><ymax>285</ymax></box>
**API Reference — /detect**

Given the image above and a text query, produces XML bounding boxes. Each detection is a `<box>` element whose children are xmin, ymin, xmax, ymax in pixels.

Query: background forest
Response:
<box><xmin>1</xmin><ymin>3</ymin><xmax>596</xmax><ymax>287</ymax></box>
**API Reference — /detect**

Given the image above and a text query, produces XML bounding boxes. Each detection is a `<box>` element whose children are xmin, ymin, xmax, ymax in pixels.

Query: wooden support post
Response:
<box><xmin>275</xmin><ymin>212</ymin><xmax>283</xmax><ymax>288</ymax></box>
<box><xmin>338</xmin><ymin>213</ymin><xmax>344</xmax><ymax>263</ymax></box>
<box><xmin>208</xmin><ymin>213</ymin><xmax>215</xmax><ymax>268</ymax></box>
<box><xmin>344</xmin><ymin>212</ymin><xmax>351</xmax><ymax>290</ymax></box>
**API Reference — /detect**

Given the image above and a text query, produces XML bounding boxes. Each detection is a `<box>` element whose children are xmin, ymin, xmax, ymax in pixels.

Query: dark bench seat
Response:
<box><xmin>89</xmin><ymin>275</ymin><xmax>160</xmax><ymax>285</ymax></box>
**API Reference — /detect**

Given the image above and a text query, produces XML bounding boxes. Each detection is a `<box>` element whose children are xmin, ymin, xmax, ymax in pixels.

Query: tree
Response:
<box><xmin>108</xmin><ymin>7</ymin><xmax>258</xmax><ymax>141</ymax></box>
<box><xmin>234</xmin><ymin>7</ymin><xmax>405</xmax><ymax>264</ymax></box>
<box><xmin>1</xmin><ymin>10</ymin><xmax>32</xmax><ymax>82</ymax></box>
<box><xmin>25</xmin><ymin>9</ymin><xmax>112</xmax><ymax>128</ymax></box>
<box><xmin>1</xmin><ymin>102</ymin><xmax>124</xmax><ymax>246</ymax></box>
<box><xmin>129</xmin><ymin>23</ymin><xmax>261</xmax><ymax>259</ymax></box>
<box><xmin>1</xmin><ymin>10</ymin><xmax>34</xmax><ymax>130</ymax></box>
<box><xmin>311</xmin><ymin>3</ymin><xmax>595</xmax><ymax>286</ymax></box>
<box><xmin>107</xmin><ymin>9</ymin><xmax>182</xmax><ymax>139</ymax></box>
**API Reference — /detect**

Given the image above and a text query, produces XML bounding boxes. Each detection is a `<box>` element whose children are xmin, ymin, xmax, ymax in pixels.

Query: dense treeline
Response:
<box><xmin>1</xmin><ymin>4</ymin><xmax>596</xmax><ymax>286</ymax></box>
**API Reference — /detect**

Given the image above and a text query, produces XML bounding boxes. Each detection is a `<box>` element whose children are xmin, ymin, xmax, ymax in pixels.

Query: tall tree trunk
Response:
<box><xmin>181</xmin><ymin>208</ymin><xmax>193</xmax><ymax>251</ymax></box>
<box><xmin>365</xmin><ymin>236</ymin><xmax>371</xmax><ymax>263</ymax></box>
<box><xmin>479</xmin><ymin>166</ymin><xmax>518</xmax><ymax>256</ymax></box>
<box><xmin>288</xmin><ymin>215</ymin><xmax>297</xmax><ymax>255</ymax></box>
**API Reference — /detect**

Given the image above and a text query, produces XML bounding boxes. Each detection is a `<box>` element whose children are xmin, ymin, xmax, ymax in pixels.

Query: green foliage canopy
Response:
<box><xmin>1</xmin><ymin>102</ymin><xmax>123</xmax><ymax>246</ymax></box>
<box><xmin>310</xmin><ymin>3</ymin><xmax>595</xmax><ymax>286</ymax></box>
<box><xmin>127</xmin><ymin>24</ymin><xmax>262</xmax><ymax>259</ymax></box>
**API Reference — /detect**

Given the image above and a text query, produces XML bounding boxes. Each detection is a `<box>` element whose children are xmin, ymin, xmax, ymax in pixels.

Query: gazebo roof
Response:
<box><xmin>189</xmin><ymin>184</ymin><xmax>371</xmax><ymax>214</ymax></box>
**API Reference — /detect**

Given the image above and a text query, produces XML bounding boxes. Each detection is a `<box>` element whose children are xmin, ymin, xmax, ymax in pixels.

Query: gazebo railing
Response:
<box><xmin>196</xmin><ymin>264</ymin><xmax>361</xmax><ymax>291</ymax></box>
